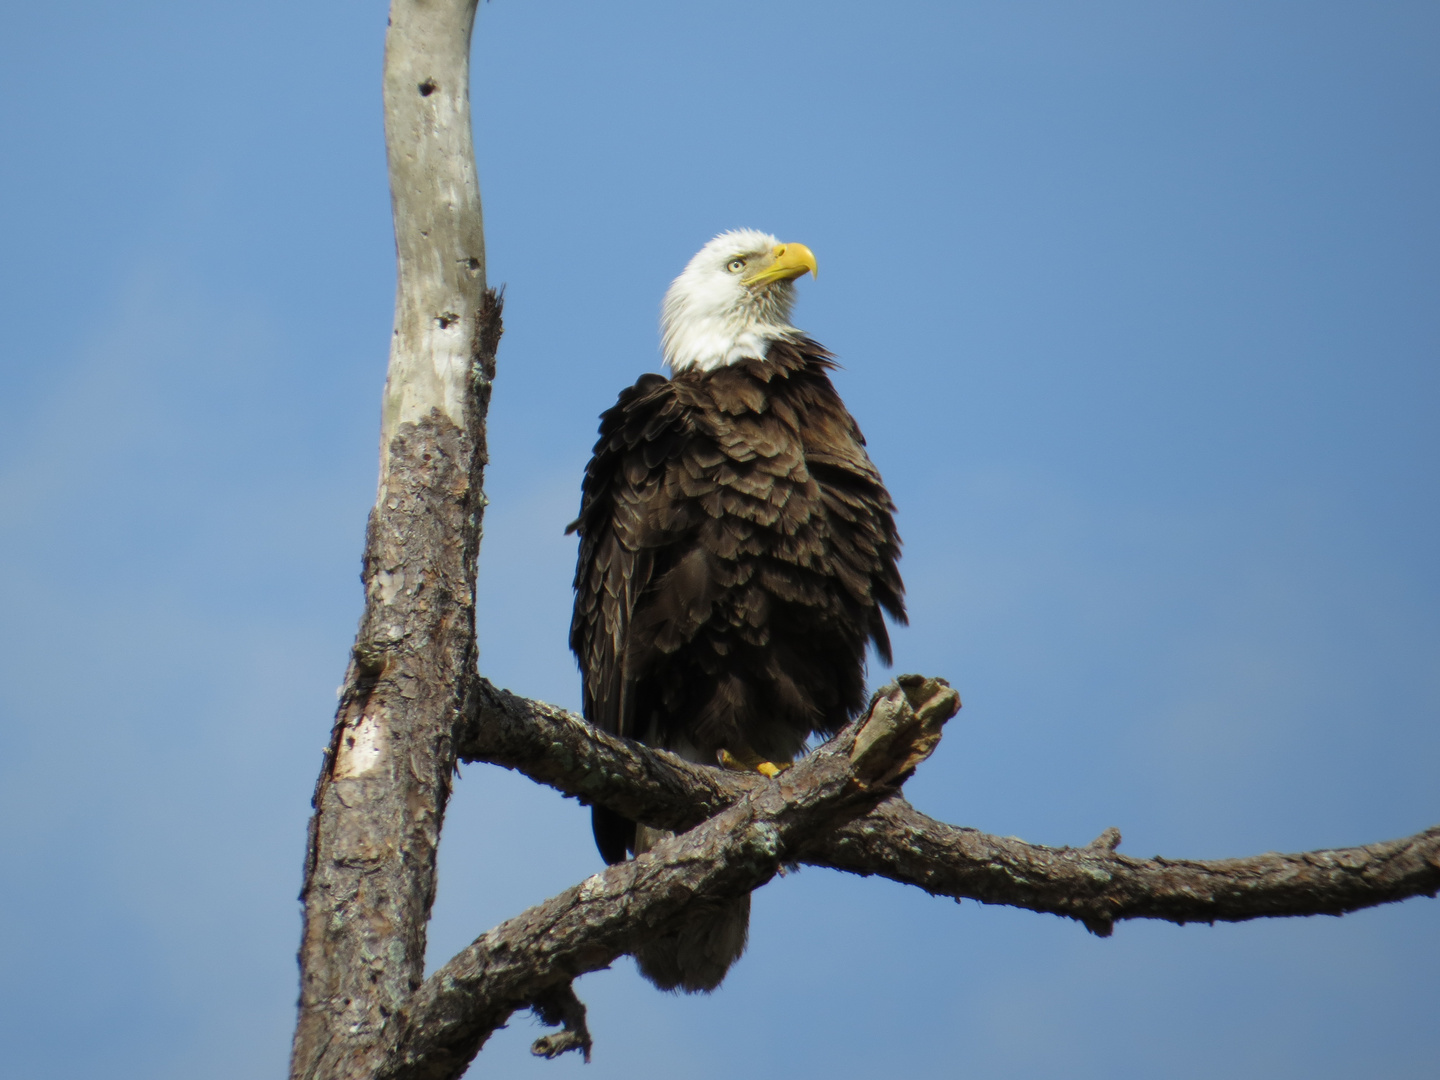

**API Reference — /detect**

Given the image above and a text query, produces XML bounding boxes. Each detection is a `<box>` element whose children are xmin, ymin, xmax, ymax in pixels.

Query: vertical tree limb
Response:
<box><xmin>289</xmin><ymin>4</ymin><xmax>494</xmax><ymax>1078</ymax></box>
<box><xmin>377</xmin><ymin>0</ymin><xmax>488</xmax><ymax>480</ymax></box>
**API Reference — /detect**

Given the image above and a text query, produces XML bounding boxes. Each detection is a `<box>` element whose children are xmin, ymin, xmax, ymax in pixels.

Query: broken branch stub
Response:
<box><xmin>528</xmin><ymin>983</ymin><xmax>593</xmax><ymax>1063</ymax></box>
<box><xmin>850</xmin><ymin>674</ymin><xmax>962</xmax><ymax>789</ymax></box>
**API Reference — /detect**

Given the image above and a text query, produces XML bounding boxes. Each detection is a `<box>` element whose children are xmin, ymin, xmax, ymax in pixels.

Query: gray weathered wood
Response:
<box><xmin>377</xmin><ymin>0</ymin><xmax>488</xmax><ymax>486</ymax></box>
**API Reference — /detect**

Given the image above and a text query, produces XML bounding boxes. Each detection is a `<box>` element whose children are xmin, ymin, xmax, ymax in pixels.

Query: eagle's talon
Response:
<box><xmin>719</xmin><ymin>749</ymin><xmax>788</xmax><ymax>778</ymax></box>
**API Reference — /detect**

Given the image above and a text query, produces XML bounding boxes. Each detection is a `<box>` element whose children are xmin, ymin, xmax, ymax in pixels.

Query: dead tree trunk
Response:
<box><xmin>289</xmin><ymin>3</ymin><xmax>498</xmax><ymax>1078</ymax></box>
<box><xmin>288</xmin><ymin>7</ymin><xmax>1439</xmax><ymax>1080</ymax></box>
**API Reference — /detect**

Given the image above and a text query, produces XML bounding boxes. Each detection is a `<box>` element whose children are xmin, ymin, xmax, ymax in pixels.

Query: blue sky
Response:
<box><xmin>1</xmin><ymin>2</ymin><xmax>1437</xmax><ymax>1077</ymax></box>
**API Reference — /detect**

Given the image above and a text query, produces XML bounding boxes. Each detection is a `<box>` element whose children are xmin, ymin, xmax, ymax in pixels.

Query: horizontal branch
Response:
<box><xmin>460</xmin><ymin>677</ymin><xmax>734</xmax><ymax>832</ymax></box>
<box><xmin>459</xmin><ymin>677</ymin><xmax>1440</xmax><ymax>935</ymax></box>
<box><xmin>369</xmin><ymin>679</ymin><xmax>960</xmax><ymax>1080</ymax></box>
<box><xmin>810</xmin><ymin>798</ymin><xmax>1440</xmax><ymax>935</ymax></box>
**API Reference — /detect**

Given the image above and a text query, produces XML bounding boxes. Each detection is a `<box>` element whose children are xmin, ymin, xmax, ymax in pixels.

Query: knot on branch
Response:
<box><xmin>1086</xmin><ymin>827</ymin><xmax>1123</xmax><ymax>853</ymax></box>
<box><xmin>1080</xmin><ymin>913</ymin><xmax>1116</xmax><ymax>939</ymax></box>
<box><xmin>529</xmin><ymin>982</ymin><xmax>592</xmax><ymax>1063</ymax></box>
<box><xmin>850</xmin><ymin>675</ymin><xmax>961</xmax><ymax>789</ymax></box>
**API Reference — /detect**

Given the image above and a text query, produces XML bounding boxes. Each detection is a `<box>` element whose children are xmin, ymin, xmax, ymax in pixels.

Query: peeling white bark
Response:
<box><xmin>335</xmin><ymin>713</ymin><xmax>387</xmax><ymax>779</ymax></box>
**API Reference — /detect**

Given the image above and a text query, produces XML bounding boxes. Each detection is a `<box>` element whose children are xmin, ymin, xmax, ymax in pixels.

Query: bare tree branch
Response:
<box><xmin>355</xmin><ymin>680</ymin><xmax>961</xmax><ymax>1080</ymax></box>
<box><xmin>458</xmin><ymin>675</ymin><xmax>740</xmax><ymax>833</ymax></box>
<box><xmin>809</xmin><ymin>798</ymin><xmax>1440</xmax><ymax>936</ymax></box>
<box><xmin>459</xmin><ymin>676</ymin><xmax>1440</xmax><ymax>936</ymax></box>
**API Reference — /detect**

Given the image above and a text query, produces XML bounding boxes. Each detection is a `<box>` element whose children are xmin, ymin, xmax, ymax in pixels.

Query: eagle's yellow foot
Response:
<box><xmin>719</xmin><ymin>748</ymin><xmax>790</xmax><ymax>778</ymax></box>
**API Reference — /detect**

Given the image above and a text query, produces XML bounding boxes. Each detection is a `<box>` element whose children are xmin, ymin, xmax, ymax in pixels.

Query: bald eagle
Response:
<box><xmin>569</xmin><ymin>229</ymin><xmax>906</xmax><ymax>992</ymax></box>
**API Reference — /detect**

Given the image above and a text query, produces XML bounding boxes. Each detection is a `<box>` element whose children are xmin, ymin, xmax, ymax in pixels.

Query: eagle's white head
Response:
<box><xmin>661</xmin><ymin>228</ymin><xmax>818</xmax><ymax>373</ymax></box>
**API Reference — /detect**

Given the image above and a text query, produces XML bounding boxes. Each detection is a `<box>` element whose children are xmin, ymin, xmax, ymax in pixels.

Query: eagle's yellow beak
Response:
<box><xmin>743</xmin><ymin>242</ymin><xmax>818</xmax><ymax>287</ymax></box>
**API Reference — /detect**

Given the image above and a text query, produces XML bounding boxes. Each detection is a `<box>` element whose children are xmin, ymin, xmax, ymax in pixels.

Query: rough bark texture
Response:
<box><xmin>354</xmin><ymin>679</ymin><xmax>960</xmax><ymax>1080</ymax></box>
<box><xmin>459</xmin><ymin>677</ymin><xmax>736</xmax><ymax>831</ymax></box>
<box><xmin>292</xmin><ymin>410</ymin><xmax>484</xmax><ymax>1080</ymax></box>
<box><xmin>808</xmin><ymin>800</ymin><xmax>1440</xmax><ymax>936</ymax></box>
<box><xmin>292</xmin><ymin>292</ymin><xmax>501</xmax><ymax>1080</ymax></box>
<box><xmin>289</xmin><ymin>5</ymin><xmax>494</xmax><ymax>1075</ymax></box>
<box><xmin>459</xmin><ymin>676</ymin><xmax>1440</xmax><ymax>936</ymax></box>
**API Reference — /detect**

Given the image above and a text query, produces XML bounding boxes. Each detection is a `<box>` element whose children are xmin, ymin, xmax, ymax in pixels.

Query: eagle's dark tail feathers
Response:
<box><xmin>631</xmin><ymin>823</ymin><xmax>750</xmax><ymax>994</ymax></box>
<box><xmin>592</xmin><ymin>807</ymin><xmax>751</xmax><ymax>993</ymax></box>
<box><xmin>592</xmin><ymin>805</ymin><xmax>634</xmax><ymax>867</ymax></box>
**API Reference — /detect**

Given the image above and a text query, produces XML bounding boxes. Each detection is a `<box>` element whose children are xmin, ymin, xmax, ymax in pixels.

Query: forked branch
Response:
<box><xmin>354</xmin><ymin>680</ymin><xmax>961</xmax><ymax>1080</ymax></box>
<box><xmin>334</xmin><ymin>672</ymin><xmax>1436</xmax><ymax>1079</ymax></box>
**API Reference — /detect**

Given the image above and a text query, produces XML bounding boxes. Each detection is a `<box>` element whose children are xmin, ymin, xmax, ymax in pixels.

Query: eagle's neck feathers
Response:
<box><xmin>661</xmin><ymin>288</ymin><xmax>799</xmax><ymax>373</ymax></box>
<box><xmin>660</xmin><ymin>228</ymin><xmax>801</xmax><ymax>373</ymax></box>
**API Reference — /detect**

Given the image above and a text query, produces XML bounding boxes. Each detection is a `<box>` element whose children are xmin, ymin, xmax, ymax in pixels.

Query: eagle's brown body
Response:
<box><xmin>569</xmin><ymin>335</ymin><xmax>904</xmax><ymax>991</ymax></box>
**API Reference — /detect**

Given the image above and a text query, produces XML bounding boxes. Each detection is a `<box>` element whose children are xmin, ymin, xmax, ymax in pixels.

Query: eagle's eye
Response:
<box><xmin>726</xmin><ymin>257</ymin><xmax>746</xmax><ymax>273</ymax></box>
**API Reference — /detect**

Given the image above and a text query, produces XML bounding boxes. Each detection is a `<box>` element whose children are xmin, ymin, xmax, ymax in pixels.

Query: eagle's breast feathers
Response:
<box><xmin>569</xmin><ymin>337</ymin><xmax>905</xmax><ymax>775</ymax></box>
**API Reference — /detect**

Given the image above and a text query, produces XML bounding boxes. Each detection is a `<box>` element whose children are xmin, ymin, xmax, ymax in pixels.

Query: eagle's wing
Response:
<box><xmin>770</xmin><ymin>339</ymin><xmax>907</xmax><ymax>661</ymax></box>
<box><xmin>569</xmin><ymin>374</ymin><xmax>694</xmax><ymax>861</ymax></box>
